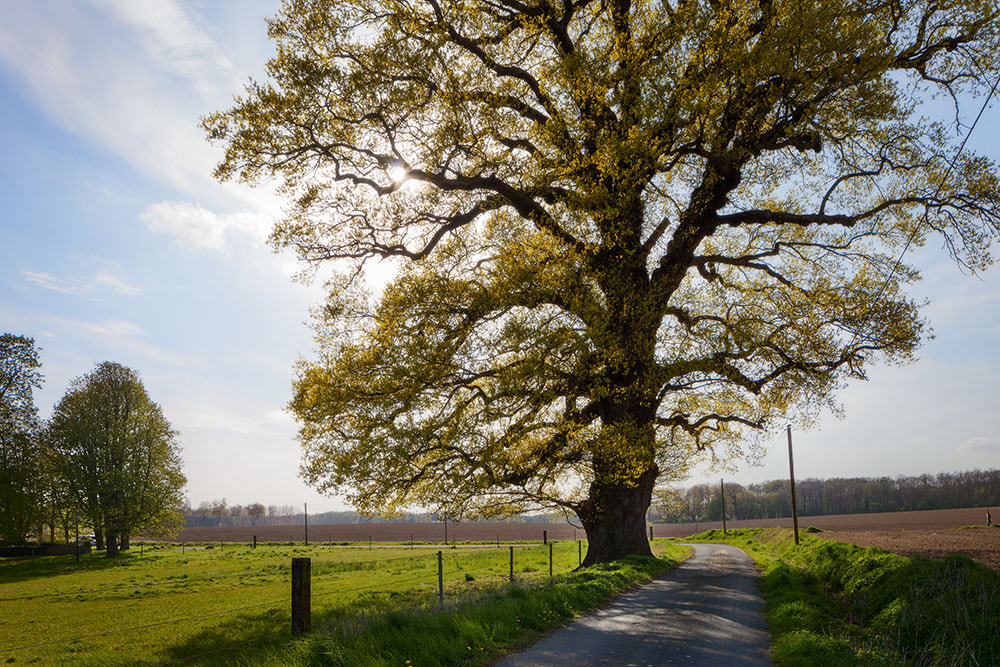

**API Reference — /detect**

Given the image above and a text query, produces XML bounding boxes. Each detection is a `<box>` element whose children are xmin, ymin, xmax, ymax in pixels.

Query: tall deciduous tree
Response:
<box><xmin>49</xmin><ymin>362</ymin><xmax>186</xmax><ymax>556</ymax></box>
<box><xmin>0</xmin><ymin>334</ymin><xmax>44</xmax><ymax>544</ymax></box>
<box><xmin>206</xmin><ymin>0</ymin><xmax>1000</xmax><ymax>563</ymax></box>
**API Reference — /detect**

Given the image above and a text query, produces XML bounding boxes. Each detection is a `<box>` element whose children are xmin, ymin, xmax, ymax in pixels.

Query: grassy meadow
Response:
<box><xmin>1</xmin><ymin>539</ymin><xmax>689</xmax><ymax>665</ymax></box>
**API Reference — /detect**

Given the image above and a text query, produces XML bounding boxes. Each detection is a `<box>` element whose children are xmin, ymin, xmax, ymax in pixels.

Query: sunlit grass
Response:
<box><xmin>1</xmin><ymin>540</ymin><xmax>688</xmax><ymax>665</ymax></box>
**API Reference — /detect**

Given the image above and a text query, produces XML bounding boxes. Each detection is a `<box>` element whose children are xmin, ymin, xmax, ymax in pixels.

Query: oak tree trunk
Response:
<box><xmin>578</xmin><ymin>465</ymin><xmax>657</xmax><ymax>567</ymax></box>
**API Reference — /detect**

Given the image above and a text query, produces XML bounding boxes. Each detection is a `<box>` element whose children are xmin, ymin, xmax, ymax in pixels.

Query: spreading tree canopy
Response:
<box><xmin>48</xmin><ymin>362</ymin><xmax>186</xmax><ymax>556</ymax></box>
<box><xmin>0</xmin><ymin>334</ymin><xmax>44</xmax><ymax>544</ymax></box>
<box><xmin>207</xmin><ymin>0</ymin><xmax>1000</xmax><ymax>563</ymax></box>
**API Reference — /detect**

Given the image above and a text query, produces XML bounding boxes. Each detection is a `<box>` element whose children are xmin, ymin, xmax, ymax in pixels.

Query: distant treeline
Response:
<box><xmin>652</xmin><ymin>468</ymin><xmax>1000</xmax><ymax>523</ymax></box>
<box><xmin>181</xmin><ymin>499</ymin><xmax>564</xmax><ymax>527</ymax></box>
<box><xmin>184</xmin><ymin>468</ymin><xmax>1000</xmax><ymax>527</ymax></box>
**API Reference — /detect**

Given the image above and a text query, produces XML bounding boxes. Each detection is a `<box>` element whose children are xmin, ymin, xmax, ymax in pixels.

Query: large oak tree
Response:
<box><xmin>207</xmin><ymin>0</ymin><xmax>1000</xmax><ymax>563</ymax></box>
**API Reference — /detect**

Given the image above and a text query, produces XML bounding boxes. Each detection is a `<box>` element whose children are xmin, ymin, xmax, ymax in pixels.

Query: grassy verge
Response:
<box><xmin>255</xmin><ymin>543</ymin><xmax>690</xmax><ymax>666</ymax></box>
<box><xmin>687</xmin><ymin>528</ymin><xmax>999</xmax><ymax>666</ymax></box>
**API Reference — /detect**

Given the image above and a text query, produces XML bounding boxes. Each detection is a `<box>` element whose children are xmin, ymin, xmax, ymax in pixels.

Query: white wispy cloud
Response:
<box><xmin>142</xmin><ymin>201</ymin><xmax>272</xmax><ymax>252</ymax></box>
<box><xmin>179</xmin><ymin>409</ymin><xmax>263</xmax><ymax>435</ymax></box>
<box><xmin>91</xmin><ymin>0</ymin><xmax>238</xmax><ymax>88</ymax></box>
<box><xmin>81</xmin><ymin>318</ymin><xmax>145</xmax><ymax>337</ymax></box>
<box><xmin>165</xmin><ymin>398</ymin><xmax>294</xmax><ymax>436</ymax></box>
<box><xmin>0</xmin><ymin>1</ymin><xmax>267</xmax><ymax>209</ymax></box>
<box><xmin>957</xmin><ymin>436</ymin><xmax>1000</xmax><ymax>455</ymax></box>
<box><xmin>92</xmin><ymin>271</ymin><xmax>143</xmax><ymax>295</ymax></box>
<box><xmin>264</xmin><ymin>408</ymin><xmax>296</xmax><ymax>426</ymax></box>
<box><xmin>22</xmin><ymin>267</ymin><xmax>143</xmax><ymax>297</ymax></box>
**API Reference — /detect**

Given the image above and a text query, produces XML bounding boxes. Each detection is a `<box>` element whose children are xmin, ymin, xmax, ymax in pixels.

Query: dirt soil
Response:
<box><xmin>814</xmin><ymin>528</ymin><xmax>1000</xmax><ymax>572</ymax></box>
<box><xmin>712</xmin><ymin>506</ymin><xmax>1000</xmax><ymax>572</ymax></box>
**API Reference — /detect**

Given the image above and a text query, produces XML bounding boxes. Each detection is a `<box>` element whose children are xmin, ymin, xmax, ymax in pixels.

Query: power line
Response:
<box><xmin>724</xmin><ymin>78</ymin><xmax>1000</xmax><ymax>493</ymax></box>
<box><xmin>849</xmin><ymin>71</ymin><xmax>1000</xmax><ymax>345</ymax></box>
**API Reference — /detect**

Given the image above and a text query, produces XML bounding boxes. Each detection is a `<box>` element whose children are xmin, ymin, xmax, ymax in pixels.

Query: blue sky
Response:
<box><xmin>1</xmin><ymin>1</ymin><xmax>998</xmax><ymax>511</ymax></box>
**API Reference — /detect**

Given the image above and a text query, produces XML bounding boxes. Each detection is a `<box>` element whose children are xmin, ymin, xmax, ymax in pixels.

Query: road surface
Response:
<box><xmin>496</xmin><ymin>543</ymin><xmax>771</xmax><ymax>666</ymax></box>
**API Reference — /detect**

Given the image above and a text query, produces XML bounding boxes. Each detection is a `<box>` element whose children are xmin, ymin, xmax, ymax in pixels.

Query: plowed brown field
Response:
<box><xmin>813</xmin><ymin>527</ymin><xmax>1000</xmax><ymax>571</ymax></box>
<box><xmin>165</xmin><ymin>507</ymin><xmax>999</xmax><ymax>570</ymax></box>
<box><xmin>683</xmin><ymin>506</ymin><xmax>1000</xmax><ymax>572</ymax></box>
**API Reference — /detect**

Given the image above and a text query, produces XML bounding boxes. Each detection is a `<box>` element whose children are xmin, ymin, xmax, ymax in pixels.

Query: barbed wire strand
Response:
<box><xmin>848</xmin><ymin>70</ymin><xmax>1000</xmax><ymax>342</ymax></box>
<box><xmin>0</xmin><ymin>596</ymin><xmax>286</xmax><ymax>654</ymax></box>
<box><xmin>160</xmin><ymin>628</ymin><xmax>287</xmax><ymax>666</ymax></box>
<box><xmin>310</xmin><ymin>572</ymin><xmax>434</xmax><ymax>601</ymax></box>
<box><xmin>2</xmin><ymin>546</ymin><xmax>536</xmax><ymax>606</ymax></box>
<box><xmin>5</xmin><ymin>546</ymin><xmax>584</xmax><ymax>661</ymax></box>
<box><xmin>1</xmin><ymin>551</ymin><xmax>440</xmax><ymax>603</ymax></box>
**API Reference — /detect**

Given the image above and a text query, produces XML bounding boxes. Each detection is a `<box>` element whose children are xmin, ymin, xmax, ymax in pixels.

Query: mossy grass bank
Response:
<box><xmin>685</xmin><ymin>528</ymin><xmax>999</xmax><ymax>665</ymax></box>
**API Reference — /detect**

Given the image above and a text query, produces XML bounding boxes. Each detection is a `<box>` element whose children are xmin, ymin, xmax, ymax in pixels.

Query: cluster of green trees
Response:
<box><xmin>0</xmin><ymin>333</ymin><xmax>186</xmax><ymax>556</ymax></box>
<box><xmin>655</xmin><ymin>469</ymin><xmax>1000</xmax><ymax>523</ymax></box>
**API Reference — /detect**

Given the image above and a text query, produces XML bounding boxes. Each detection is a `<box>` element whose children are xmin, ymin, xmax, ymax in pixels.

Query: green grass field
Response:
<box><xmin>1</xmin><ymin>540</ymin><xmax>687</xmax><ymax>665</ymax></box>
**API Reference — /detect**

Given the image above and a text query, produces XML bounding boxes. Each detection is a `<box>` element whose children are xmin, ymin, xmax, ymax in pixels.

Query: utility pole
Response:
<box><xmin>787</xmin><ymin>425</ymin><xmax>800</xmax><ymax>545</ymax></box>
<box><xmin>721</xmin><ymin>479</ymin><xmax>727</xmax><ymax>535</ymax></box>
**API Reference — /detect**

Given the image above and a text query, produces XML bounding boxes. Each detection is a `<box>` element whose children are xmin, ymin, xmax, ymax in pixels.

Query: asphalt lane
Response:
<box><xmin>496</xmin><ymin>543</ymin><xmax>771</xmax><ymax>666</ymax></box>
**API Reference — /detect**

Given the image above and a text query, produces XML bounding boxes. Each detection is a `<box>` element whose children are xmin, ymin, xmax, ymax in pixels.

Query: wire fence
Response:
<box><xmin>0</xmin><ymin>539</ymin><xmax>586</xmax><ymax>664</ymax></box>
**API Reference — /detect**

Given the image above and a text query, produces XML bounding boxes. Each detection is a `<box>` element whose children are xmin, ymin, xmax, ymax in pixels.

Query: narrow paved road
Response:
<box><xmin>496</xmin><ymin>543</ymin><xmax>771</xmax><ymax>666</ymax></box>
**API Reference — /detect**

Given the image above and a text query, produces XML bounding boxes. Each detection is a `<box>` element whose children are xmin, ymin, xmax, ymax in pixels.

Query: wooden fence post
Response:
<box><xmin>548</xmin><ymin>542</ymin><xmax>553</xmax><ymax>577</ymax></box>
<box><xmin>291</xmin><ymin>557</ymin><xmax>311</xmax><ymax>635</ymax></box>
<box><xmin>437</xmin><ymin>551</ymin><xmax>444</xmax><ymax>605</ymax></box>
<box><xmin>543</xmin><ymin>530</ymin><xmax>547</xmax><ymax>545</ymax></box>
<box><xmin>578</xmin><ymin>540</ymin><xmax>582</xmax><ymax>567</ymax></box>
<box><xmin>509</xmin><ymin>546</ymin><xmax>514</xmax><ymax>584</ymax></box>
